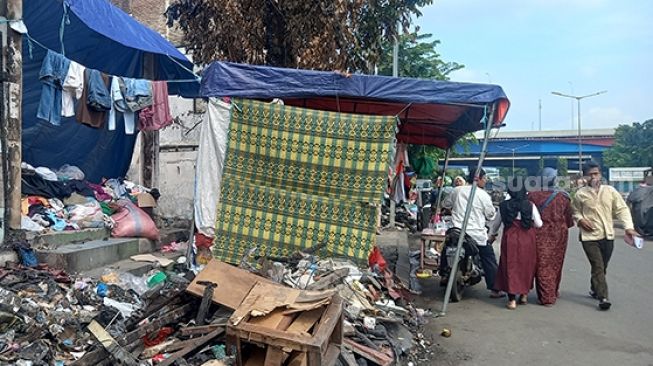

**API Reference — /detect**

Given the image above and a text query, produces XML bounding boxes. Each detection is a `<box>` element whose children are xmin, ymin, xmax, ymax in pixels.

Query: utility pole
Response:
<box><xmin>1</xmin><ymin>0</ymin><xmax>23</xmax><ymax>236</ymax></box>
<box><xmin>388</xmin><ymin>24</ymin><xmax>399</xmax><ymax>228</ymax></box>
<box><xmin>538</xmin><ymin>99</ymin><xmax>542</xmax><ymax>131</ymax></box>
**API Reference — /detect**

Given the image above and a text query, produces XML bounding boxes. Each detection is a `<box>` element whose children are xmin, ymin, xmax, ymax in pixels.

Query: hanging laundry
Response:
<box><xmin>138</xmin><ymin>81</ymin><xmax>173</xmax><ymax>131</ymax></box>
<box><xmin>36</xmin><ymin>50</ymin><xmax>71</xmax><ymax>126</ymax></box>
<box><xmin>61</xmin><ymin>60</ymin><xmax>85</xmax><ymax>117</ymax></box>
<box><xmin>77</xmin><ymin>69</ymin><xmax>110</xmax><ymax>128</ymax></box>
<box><xmin>109</xmin><ymin>77</ymin><xmax>152</xmax><ymax>134</ymax></box>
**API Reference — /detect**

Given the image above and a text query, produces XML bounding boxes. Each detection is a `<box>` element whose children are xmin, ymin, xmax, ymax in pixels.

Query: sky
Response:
<box><xmin>415</xmin><ymin>0</ymin><xmax>653</xmax><ymax>131</ymax></box>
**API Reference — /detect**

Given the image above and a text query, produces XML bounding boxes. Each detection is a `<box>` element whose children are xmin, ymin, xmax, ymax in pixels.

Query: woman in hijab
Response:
<box><xmin>528</xmin><ymin>168</ymin><xmax>574</xmax><ymax>306</ymax></box>
<box><xmin>490</xmin><ymin>177</ymin><xmax>543</xmax><ymax>309</ymax></box>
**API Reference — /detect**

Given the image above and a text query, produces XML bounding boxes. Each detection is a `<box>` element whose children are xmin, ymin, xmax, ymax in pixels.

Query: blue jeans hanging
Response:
<box><xmin>36</xmin><ymin>50</ymin><xmax>71</xmax><ymax>126</ymax></box>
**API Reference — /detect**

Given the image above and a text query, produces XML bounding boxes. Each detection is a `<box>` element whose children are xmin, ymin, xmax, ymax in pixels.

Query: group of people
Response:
<box><xmin>441</xmin><ymin>161</ymin><xmax>639</xmax><ymax>311</ymax></box>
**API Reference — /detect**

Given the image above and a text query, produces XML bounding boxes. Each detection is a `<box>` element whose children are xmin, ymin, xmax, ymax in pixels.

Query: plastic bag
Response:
<box><xmin>111</xmin><ymin>199</ymin><xmax>160</xmax><ymax>240</ymax></box>
<box><xmin>368</xmin><ymin>246</ymin><xmax>387</xmax><ymax>272</ymax></box>
<box><xmin>55</xmin><ymin>164</ymin><xmax>85</xmax><ymax>181</ymax></box>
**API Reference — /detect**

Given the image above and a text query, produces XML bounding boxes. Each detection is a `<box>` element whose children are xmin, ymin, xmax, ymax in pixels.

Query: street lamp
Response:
<box><xmin>551</xmin><ymin>90</ymin><xmax>607</xmax><ymax>174</ymax></box>
<box><xmin>496</xmin><ymin>144</ymin><xmax>530</xmax><ymax>175</ymax></box>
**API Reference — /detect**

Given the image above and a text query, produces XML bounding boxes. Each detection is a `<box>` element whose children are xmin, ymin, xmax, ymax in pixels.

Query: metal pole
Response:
<box><xmin>512</xmin><ymin>149</ymin><xmax>515</xmax><ymax>175</ymax></box>
<box><xmin>440</xmin><ymin>104</ymin><xmax>496</xmax><ymax>316</ymax></box>
<box><xmin>388</xmin><ymin>24</ymin><xmax>399</xmax><ymax>228</ymax></box>
<box><xmin>434</xmin><ymin>148</ymin><xmax>451</xmax><ymax>216</ymax></box>
<box><xmin>577</xmin><ymin>98</ymin><xmax>582</xmax><ymax>174</ymax></box>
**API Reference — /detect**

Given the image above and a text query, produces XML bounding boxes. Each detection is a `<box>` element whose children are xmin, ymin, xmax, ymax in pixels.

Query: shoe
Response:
<box><xmin>589</xmin><ymin>291</ymin><xmax>599</xmax><ymax>299</ymax></box>
<box><xmin>598</xmin><ymin>298</ymin><xmax>611</xmax><ymax>311</ymax></box>
<box><xmin>518</xmin><ymin>295</ymin><xmax>528</xmax><ymax>305</ymax></box>
<box><xmin>506</xmin><ymin>300</ymin><xmax>517</xmax><ymax>310</ymax></box>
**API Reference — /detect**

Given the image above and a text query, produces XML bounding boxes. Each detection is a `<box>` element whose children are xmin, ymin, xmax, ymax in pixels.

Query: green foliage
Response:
<box><xmin>377</xmin><ymin>31</ymin><xmax>464</xmax><ymax>80</ymax></box>
<box><xmin>604</xmin><ymin>119</ymin><xmax>653</xmax><ymax>168</ymax></box>
<box><xmin>165</xmin><ymin>0</ymin><xmax>434</xmax><ymax>71</ymax></box>
<box><xmin>556</xmin><ymin>158</ymin><xmax>569</xmax><ymax>177</ymax></box>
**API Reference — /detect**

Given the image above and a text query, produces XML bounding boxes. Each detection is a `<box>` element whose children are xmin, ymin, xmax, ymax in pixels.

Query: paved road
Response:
<box><xmin>413</xmin><ymin>228</ymin><xmax>653</xmax><ymax>366</ymax></box>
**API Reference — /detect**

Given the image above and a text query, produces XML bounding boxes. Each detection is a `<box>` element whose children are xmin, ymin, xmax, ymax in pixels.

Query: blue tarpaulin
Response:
<box><xmin>21</xmin><ymin>0</ymin><xmax>197</xmax><ymax>183</ymax></box>
<box><xmin>200</xmin><ymin>62</ymin><xmax>510</xmax><ymax>148</ymax></box>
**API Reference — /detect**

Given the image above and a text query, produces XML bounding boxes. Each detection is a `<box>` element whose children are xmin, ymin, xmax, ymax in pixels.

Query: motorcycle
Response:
<box><xmin>438</xmin><ymin>227</ymin><xmax>484</xmax><ymax>302</ymax></box>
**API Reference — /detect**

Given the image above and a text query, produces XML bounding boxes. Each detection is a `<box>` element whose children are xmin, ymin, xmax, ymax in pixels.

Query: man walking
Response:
<box><xmin>444</xmin><ymin>168</ymin><xmax>502</xmax><ymax>297</ymax></box>
<box><xmin>572</xmin><ymin>161</ymin><xmax>639</xmax><ymax>310</ymax></box>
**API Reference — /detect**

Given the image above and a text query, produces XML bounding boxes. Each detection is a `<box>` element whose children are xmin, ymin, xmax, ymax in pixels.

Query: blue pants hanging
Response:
<box><xmin>36</xmin><ymin>50</ymin><xmax>71</xmax><ymax>126</ymax></box>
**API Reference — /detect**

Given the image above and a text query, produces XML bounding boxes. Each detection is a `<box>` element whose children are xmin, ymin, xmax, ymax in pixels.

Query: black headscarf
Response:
<box><xmin>499</xmin><ymin>178</ymin><xmax>533</xmax><ymax>229</ymax></box>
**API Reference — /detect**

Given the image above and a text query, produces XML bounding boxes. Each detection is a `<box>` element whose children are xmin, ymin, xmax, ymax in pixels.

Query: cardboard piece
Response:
<box><xmin>186</xmin><ymin>260</ymin><xmax>278</xmax><ymax>310</ymax></box>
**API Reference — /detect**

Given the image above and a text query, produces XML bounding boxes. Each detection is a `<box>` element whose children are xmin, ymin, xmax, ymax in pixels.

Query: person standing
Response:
<box><xmin>572</xmin><ymin>161</ymin><xmax>637</xmax><ymax>310</ymax></box>
<box><xmin>444</xmin><ymin>168</ymin><xmax>501</xmax><ymax>297</ymax></box>
<box><xmin>529</xmin><ymin>168</ymin><xmax>574</xmax><ymax>306</ymax></box>
<box><xmin>573</xmin><ymin>161</ymin><xmax>639</xmax><ymax>310</ymax></box>
<box><xmin>490</xmin><ymin>178</ymin><xmax>543</xmax><ymax>309</ymax></box>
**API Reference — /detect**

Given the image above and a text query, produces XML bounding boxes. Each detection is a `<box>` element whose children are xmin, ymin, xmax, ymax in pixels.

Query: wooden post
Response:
<box><xmin>0</xmin><ymin>0</ymin><xmax>23</xmax><ymax>232</ymax></box>
<box><xmin>140</xmin><ymin>52</ymin><xmax>158</xmax><ymax>188</ymax></box>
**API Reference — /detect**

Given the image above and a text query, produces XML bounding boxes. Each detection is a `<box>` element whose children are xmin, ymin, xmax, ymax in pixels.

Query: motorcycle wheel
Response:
<box><xmin>449</xmin><ymin>270</ymin><xmax>465</xmax><ymax>303</ymax></box>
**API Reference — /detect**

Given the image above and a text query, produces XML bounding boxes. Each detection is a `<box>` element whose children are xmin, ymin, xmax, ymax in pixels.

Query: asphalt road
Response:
<box><xmin>413</xmin><ymin>228</ymin><xmax>653</xmax><ymax>366</ymax></box>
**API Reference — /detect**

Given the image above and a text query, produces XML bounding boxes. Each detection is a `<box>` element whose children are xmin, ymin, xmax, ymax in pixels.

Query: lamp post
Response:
<box><xmin>496</xmin><ymin>144</ymin><xmax>530</xmax><ymax>175</ymax></box>
<box><xmin>551</xmin><ymin>90</ymin><xmax>607</xmax><ymax>174</ymax></box>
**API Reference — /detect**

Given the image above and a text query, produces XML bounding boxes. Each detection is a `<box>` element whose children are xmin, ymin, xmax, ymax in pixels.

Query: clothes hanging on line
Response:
<box><xmin>61</xmin><ymin>60</ymin><xmax>85</xmax><ymax>117</ymax></box>
<box><xmin>36</xmin><ymin>50</ymin><xmax>71</xmax><ymax>126</ymax></box>
<box><xmin>76</xmin><ymin>69</ymin><xmax>110</xmax><ymax>128</ymax></box>
<box><xmin>138</xmin><ymin>81</ymin><xmax>173</xmax><ymax>131</ymax></box>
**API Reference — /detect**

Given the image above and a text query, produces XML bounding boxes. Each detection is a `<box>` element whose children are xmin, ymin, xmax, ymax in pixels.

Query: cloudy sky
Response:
<box><xmin>416</xmin><ymin>0</ymin><xmax>652</xmax><ymax>131</ymax></box>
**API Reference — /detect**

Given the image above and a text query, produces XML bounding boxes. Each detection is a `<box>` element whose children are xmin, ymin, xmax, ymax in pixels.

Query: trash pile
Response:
<box><xmin>0</xmin><ymin>243</ymin><xmax>432</xmax><ymax>365</ymax></box>
<box><xmin>20</xmin><ymin>162</ymin><xmax>160</xmax><ymax>241</ymax></box>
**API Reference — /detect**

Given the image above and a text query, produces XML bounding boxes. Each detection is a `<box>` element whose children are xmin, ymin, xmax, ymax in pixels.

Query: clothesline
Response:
<box><xmin>24</xmin><ymin>31</ymin><xmax>201</xmax><ymax>84</ymax></box>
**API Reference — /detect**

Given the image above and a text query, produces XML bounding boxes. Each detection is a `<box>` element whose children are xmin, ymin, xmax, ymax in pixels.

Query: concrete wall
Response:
<box><xmin>113</xmin><ymin>0</ymin><xmax>203</xmax><ymax>220</ymax></box>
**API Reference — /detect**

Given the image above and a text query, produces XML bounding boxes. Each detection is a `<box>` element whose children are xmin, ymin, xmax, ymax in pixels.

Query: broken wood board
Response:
<box><xmin>157</xmin><ymin>327</ymin><xmax>225</xmax><ymax>366</ymax></box>
<box><xmin>343</xmin><ymin>338</ymin><xmax>393</xmax><ymax>366</ymax></box>
<box><xmin>187</xmin><ymin>260</ymin><xmax>278</xmax><ymax>310</ymax></box>
<box><xmin>230</xmin><ymin>282</ymin><xmax>335</xmax><ymax>326</ymax></box>
<box><xmin>130</xmin><ymin>254</ymin><xmax>174</xmax><ymax>267</ymax></box>
<box><xmin>285</xmin><ymin>308</ymin><xmax>324</xmax><ymax>335</ymax></box>
<box><xmin>87</xmin><ymin>320</ymin><xmax>141</xmax><ymax>366</ymax></box>
<box><xmin>249</xmin><ymin>308</ymin><xmax>297</xmax><ymax>331</ymax></box>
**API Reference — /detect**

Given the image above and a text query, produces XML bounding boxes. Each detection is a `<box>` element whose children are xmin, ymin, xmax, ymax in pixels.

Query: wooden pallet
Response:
<box><xmin>227</xmin><ymin>293</ymin><xmax>343</xmax><ymax>366</ymax></box>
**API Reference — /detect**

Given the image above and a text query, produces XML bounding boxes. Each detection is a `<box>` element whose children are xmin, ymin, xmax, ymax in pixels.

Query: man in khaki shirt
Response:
<box><xmin>572</xmin><ymin>161</ymin><xmax>638</xmax><ymax>310</ymax></box>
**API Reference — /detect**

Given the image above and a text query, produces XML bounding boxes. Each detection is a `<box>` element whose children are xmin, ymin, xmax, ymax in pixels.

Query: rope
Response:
<box><xmin>59</xmin><ymin>2</ymin><xmax>70</xmax><ymax>56</ymax></box>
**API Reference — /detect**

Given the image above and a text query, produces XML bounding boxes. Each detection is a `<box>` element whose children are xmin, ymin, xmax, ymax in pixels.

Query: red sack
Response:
<box><xmin>111</xmin><ymin>199</ymin><xmax>160</xmax><ymax>240</ymax></box>
<box><xmin>368</xmin><ymin>246</ymin><xmax>387</xmax><ymax>272</ymax></box>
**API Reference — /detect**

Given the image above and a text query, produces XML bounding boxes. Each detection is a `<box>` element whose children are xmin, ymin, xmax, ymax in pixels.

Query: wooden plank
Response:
<box><xmin>249</xmin><ymin>308</ymin><xmax>296</xmax><ymax>331</ymax></box>
<box><xmin>228</xmin><ymin>323</ymin><xmax>316</xmax><ymax>353</ymax></box>
<box><xmin>158</xmin><ymin>328</ymin><xmax>225</xmax><ymax>366</ymax></box>
<box><xmin>343</xmin><ymin>339</ymin><xmax>393</xmax><ymax>366</ymax></box>
<box><xmin>87</xmin><ymin>320</ymin><xmax>140</xmax><ymax>366</ymax></box>
<box><xmin>263</xmin><ymin>347</ymin><xmax>287</xmax><ymax>366</ymax></box>
<box><xmin>180</xmin><ymin>324</ymin><xmax>226</xmax><ymax>337</ymax></box>
<box><xmin>286</xmin><ymin>308</ymin><xmax>324</xmax><ymax>335</ymax></box>
<box><xmin>243</xmin><ymin>347</ymin><xmax>266</xmax><ymax>366</ymax></box>
<box><xmin>287</xmin><ymin>352</ymin><xmax>308</xmax><ymax>366</ymax></box>
<box><xmin>187</xmin><ymin>260</ymin><xmax>278</xmax><ymax>310</ymax></box>
<box><xmin>312</xmin><ymin>296</ymin><xmax>343</xmax><ymax>354</ymax></box>
<box><xmin>340</xmin><ymin>348</ymin><xmax>357</xmax><ymax>366</ymax></box>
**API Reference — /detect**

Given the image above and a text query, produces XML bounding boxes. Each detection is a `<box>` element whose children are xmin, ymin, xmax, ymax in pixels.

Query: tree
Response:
<box><xmin>556</xmin><ymin>157</ymin><xmax>568</xmax><ymax>177</ymax></box>
<box><xmin>377</xmin><ymin>31</ymin><xmax>463</xmax><ymax>80</ymax></box>
<box><xmin>165</xmin><ymin>0</ymin><xmax>433</xmax><ymax>70</ymax></box>
<box><xmin>603</xmin><ymin>119</ymin><xmax>653</xmax><ymax>168</ymax></box>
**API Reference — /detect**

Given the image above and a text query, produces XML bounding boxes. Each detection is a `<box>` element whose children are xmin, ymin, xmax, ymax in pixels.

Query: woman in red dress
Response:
<box><xmin>490</xmin><ymin>178</ymin><xmax>543</xmax><ymax>309</ymax></box>
<box><xmin>529</xmin><ymin>168</ymin><xmax>574</xmax><ymax>306</ymax></box>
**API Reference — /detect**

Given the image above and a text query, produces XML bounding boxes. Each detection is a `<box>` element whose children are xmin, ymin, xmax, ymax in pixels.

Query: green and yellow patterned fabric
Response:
<box><xmin>213</xmin><ymin>99</ymin><xmax>397</xmax><ymax>264</ymax></box>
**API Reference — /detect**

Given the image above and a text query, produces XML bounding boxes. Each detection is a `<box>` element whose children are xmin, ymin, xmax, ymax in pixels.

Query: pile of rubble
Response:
<box><xmin>0</xmin><ymin>244</ymin><xmax>433</xmax><ymax>365</ymax></box>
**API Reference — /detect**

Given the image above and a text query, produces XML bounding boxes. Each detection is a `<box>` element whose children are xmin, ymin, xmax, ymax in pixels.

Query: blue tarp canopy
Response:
<box><xmin>21</xmin><ymin>0</ymin><xmax>198</xmax><ymax>183</ymax></box>
<box><xmin>200</xmin><ymin>62</ymin><xmax>510</xmax><ymax>148</ymax></box>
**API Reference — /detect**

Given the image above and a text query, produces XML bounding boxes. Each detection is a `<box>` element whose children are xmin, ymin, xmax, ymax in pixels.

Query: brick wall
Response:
<box><xmin>110</xmin><ymin>0</ymin><xmax>184</xmax><ymax>45</ymax></box>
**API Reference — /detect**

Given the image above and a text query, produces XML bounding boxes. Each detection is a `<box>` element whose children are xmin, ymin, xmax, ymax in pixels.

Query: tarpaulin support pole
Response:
<box><xmin>0</xmin><ymin>0</ymin><xmax>23</xmax><ymax>236</ymax></box>
<box><xmin>433</xmin><ymin>147</ymin><xmax>451</xmax><ymax>218</ymax></box>
<box><xmin>439</xmin><ymin>104</ymin><xmax>496</xmax><ymax>316</ymax></box>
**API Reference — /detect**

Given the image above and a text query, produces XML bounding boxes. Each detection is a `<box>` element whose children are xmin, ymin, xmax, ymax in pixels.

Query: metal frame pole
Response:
<box><xmin>577</xmin><ymin>98</ymin><xmax>582</xmax><ymax>174</ymax></box>
<box><xmin>433</xmin><ymin>148</ymin><xmax>451</xmax><ymax>217</ymax></box>
<box><xmin>440</xmin><ymin>104</ymin><xmax>496</xmax><ymax>316</ymax></box>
